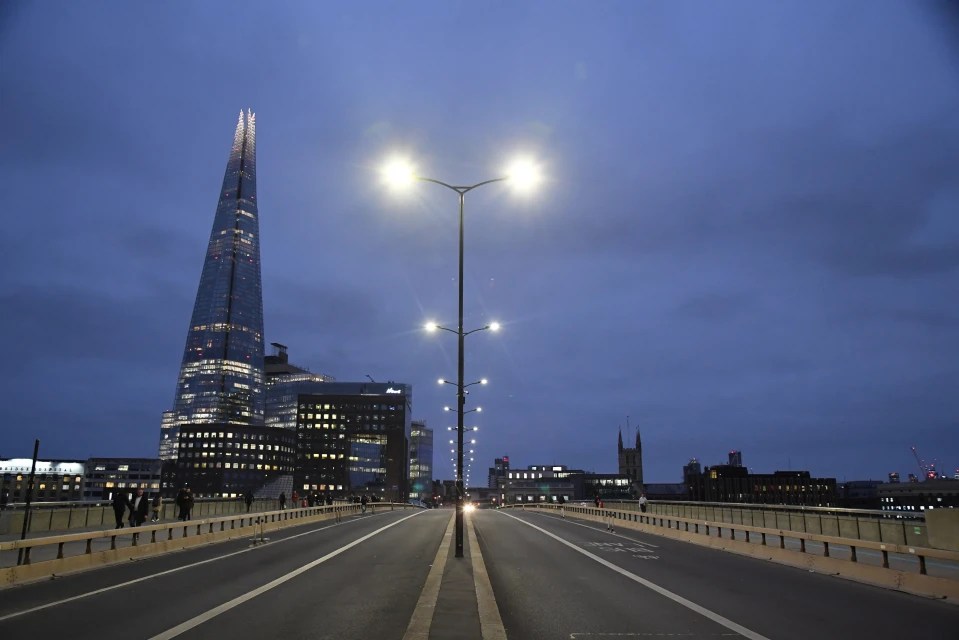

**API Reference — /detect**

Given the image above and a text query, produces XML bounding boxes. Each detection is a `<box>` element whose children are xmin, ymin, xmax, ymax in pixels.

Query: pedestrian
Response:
<box><xmin>0</xmin><ymin>488</ymin><xmax>9</xmax><ymax>511</ymax></box>
<box><xmin>307</xmin><ymin>493</ymin><xmax>315</xmax><ymax>508</ymax></box>
<box><xmin>183</xmin><ymin>488</ymin><xmax>195</xmax><ymax>520</ymax></box>
<box><xmin>361</xmin><ymin>494</ymin><xmax>369</xmax><ymax>514</ymax></box>
<box><xmin>279</xmin><ymin>492</ymin><xmax>286</xmax><ymax>510</ymax></box>
<box><xmin>151</xmin><ymin>492</ymin><xmax>162</xmax><ymax>522</ymax></box>
<box><xmin>244</xmin><ymin>490</ymin><xmax>254</xmax><ymax>513</ymax></box>
<box><xmin>593</xmin><ymin>495</ymin><xmax>600</xmax><ymax>508</ymax></box>
<box><xmin>325</xmin><ymin>493</ymin><xmax>333</xmax><ymax>506</ymax></box>
<box><xmin>112</xmin><ymin>490</ymin><xmax>130</xmax><ymax>528</ymax></box>
<box><xmin>176</xmin><ymin>487</ymin><xmax>194</xmax><ymax>521</ymax></box>
<box><xmin>291</xmin><ymin>490</ymin><xmax>299</xmax><ymax>508</ymax></box>
<box><xmin>638</xmin><ymin>492</ymin><xmax>648</xmax><ymax>514</ymax></box>
<box><xmin>129</xmin><ymin>487</ymin><xmax>149</xmax><ymax>528</ymax></box>
<box><xmin>558</xmin><ymin>495</ymin><xmax>566</xmax><ymax>518</ymax></box>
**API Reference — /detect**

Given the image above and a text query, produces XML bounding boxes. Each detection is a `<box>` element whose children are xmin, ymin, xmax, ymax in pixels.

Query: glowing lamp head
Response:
<box><xmin>506</xmin><ymin>158</ymin><xmax>542</xmax><ymax>193</ymax></box>
<box><xmin>488</xmin><ymin>322</ymin><xmax>501</xmax><ymax>332</ymax></box>
<box><xmin>382</xmin><ymin>158</ymin><xmax>416</xmax><ymax>190</ymax></box>
<box><xmin>425</xmin><ymin>322</ymin><xmax>438</xmax><ymax>332</ymax></box>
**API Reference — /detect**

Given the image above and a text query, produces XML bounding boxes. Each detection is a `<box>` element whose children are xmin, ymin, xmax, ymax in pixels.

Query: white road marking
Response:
<box><xmin>530</xmin><ymin>510</ymin><xmax>659</xmax><ymax>548</ymax></box>
<box><xmin>402</xmin><ymin>513</ymin><xmax>454</xmax><ymax>640</ymax></box>
<box><xmin>148</xmin><ymin>511</ymin><xmax>423</xmax><ymax>639</ymax></box>
<box><xmin>500</xmin><ymin>511</ymin><xmax>771</xmax><ymax>640</ymax></box>
<box><xmin>467</xmin><ymin>513</ymin><xmax>508</xmax><ymax>640</ymax></box>
<box><xmin>0</xmin><ymin>510</ymin><xmax>392</xmax><ymax>622</ymax></box>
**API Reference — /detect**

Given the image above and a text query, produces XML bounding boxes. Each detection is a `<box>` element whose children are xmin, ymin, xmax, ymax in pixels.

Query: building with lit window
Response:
<box><xmin>488</xmin><ymin>456</ymin><xmax>510</xmax><ymax>490</ymax></box>
<box><xmin>409</xmin><ymin>421</ymin><xmax>433</xmax><ymax>501</ymax></box>
<box><xmin>264</xmin><ymin>343</ymin><xmax>335</xmax><ymax>430</ymax></box>
<box><xmin>172</xmin><ymin>425</ymin><xmax>294</xmax><ymax>497</ymax></box>
<box><xmin>294</xmin><ymin>382</ymin><xmax>412</xmax><ymax>501</ymax></box>
<box><xmin>686</xmin><ymin>466</ymin><xmax>837</xmax><ymax>506</ymax></box>
<box><xmin>0</xmin><ymin>458</ymin><xmax>85</xmax><ymax>503</ymax></box>
<box><xmin>159</xmin><ymin>110</ymin><xmax>266</xmax><ymax>461</ymax></box>
<box><xmin>878</xmin><ymin>478</ymin><xmax>959</xmax><ymax>514</ymax></box>
<box><xmin>82</xmin><ymin>458</ymin><xmax>162</xmax><ymax>501</ymax></box>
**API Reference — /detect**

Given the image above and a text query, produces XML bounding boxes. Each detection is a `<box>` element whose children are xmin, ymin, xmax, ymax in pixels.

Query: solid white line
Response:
<box><xmin>467</xmin><ymin>513</ymin><xmax>507</xmax><ymax>640</ymax></box>
<box><xmin>148</xmin><ymin>511</ymin><xmax>423</xmax><ymax>640</ymax></box>
<box><xmin>0</xmin><ymin>510</ymin><xmax>390</xmax><ymax>623</ymax></box>
<box><xmin>498</xmin><ymin>511</ymin><xmax>771</xmax><ymax>640</ymax></box>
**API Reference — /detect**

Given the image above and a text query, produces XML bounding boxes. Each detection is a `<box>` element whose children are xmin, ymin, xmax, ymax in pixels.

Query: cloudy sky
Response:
<box><xmin>2</xmin><ymin>1</ymin><xmax>957</xmax><ymax>484</ymax></box>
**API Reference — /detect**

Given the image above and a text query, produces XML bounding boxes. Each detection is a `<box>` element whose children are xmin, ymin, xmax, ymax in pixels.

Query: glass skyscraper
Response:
<box><xmin>159</xmin><ymin>110</ymin><xmax>265</xmax><ymax>459</ymax></box>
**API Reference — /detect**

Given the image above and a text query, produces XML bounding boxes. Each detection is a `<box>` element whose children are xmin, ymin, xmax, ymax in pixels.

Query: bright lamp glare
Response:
<box><xmin>506</xmin><ymin>158</ymin><xmax>542</xmax><ymax>192</ymax></box>
<box><xmin>425</xmin><ymin>322</ymin><xmax>438</xmax><ymax>332</ymax></box>
<box><xmin>489</xmin><ymin>322</ymin><xmax>501</xmax><ymax>332</ymax></box>
<box><xmin>382</xmin><ymin>158</ymin><xmax>416</xmax><ymax>189</ymax></box>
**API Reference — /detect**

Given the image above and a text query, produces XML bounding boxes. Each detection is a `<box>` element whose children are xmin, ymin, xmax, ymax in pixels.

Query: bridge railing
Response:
<box><xmin>0</xmin><ymin>497</ymin><xmax>288</xmax><ymax>535</ymax></box>
<box><xmin>601</xmin><ymin>499</ymin><xmax>928</xmax><ymax>547</ymax></box>
<box><xmin>0</xmin><ymin>502</ymin><xmax>414</xmax><ymax>587</ymax></box>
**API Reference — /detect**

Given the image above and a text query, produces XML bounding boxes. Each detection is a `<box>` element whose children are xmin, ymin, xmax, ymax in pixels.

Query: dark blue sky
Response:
<box><xmin>1</xmin><ymin>2</ymin><xmax>957</xmax><ymax>484</ymax></box>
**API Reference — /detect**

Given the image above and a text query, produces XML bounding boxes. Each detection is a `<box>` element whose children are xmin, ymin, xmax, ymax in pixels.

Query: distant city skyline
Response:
<box><xmin>1</xmin><ymin>3</ymin><xmax>957</xmax><ymax>484</ymax></box>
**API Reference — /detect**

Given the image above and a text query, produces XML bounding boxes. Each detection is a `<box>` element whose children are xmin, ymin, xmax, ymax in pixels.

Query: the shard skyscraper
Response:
<box><xmin>159</xmin><ymin>110</ymin><xmax>265</xmax><ymax>460</ymax></box>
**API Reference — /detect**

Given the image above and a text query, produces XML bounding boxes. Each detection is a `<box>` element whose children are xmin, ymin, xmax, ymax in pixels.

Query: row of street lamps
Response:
<box><xmin>382</xmin><ymin>156</ymin><xmax>542</xmax><ymax>558</ymax></box>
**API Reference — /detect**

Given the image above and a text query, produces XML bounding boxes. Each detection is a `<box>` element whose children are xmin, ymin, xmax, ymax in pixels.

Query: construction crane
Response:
<box><xmin>911</xmin><ymin>446</ymin><xmax>937</xmax><ymax>480</ymax></box>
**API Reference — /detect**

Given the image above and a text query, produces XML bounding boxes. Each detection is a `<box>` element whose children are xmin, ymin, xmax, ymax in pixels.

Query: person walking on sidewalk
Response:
<box><xmin>151</xmin><ymin>492</ymin><xmax>162</xmax><ymax>522</ymax></box>
<box><xmin>111</xmin><ymin>490</ymin><xmax>130</xmax><ymax>528</ymax></box>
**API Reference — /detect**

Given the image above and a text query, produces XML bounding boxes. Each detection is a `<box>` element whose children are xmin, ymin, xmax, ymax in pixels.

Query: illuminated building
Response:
<box><xmin>409</xmin><ymin>421</ymin><xmax>433</xmax><ymax>500</ymax></box>
<box><xmin>294</xmin><ymin>382</ymin><xmax>412</xmax><ymax>501</ymax></box>
<box><xmin>159</xmin><ymin>110</ymin><xmax>265</xmax><ymax>460</ymax></box>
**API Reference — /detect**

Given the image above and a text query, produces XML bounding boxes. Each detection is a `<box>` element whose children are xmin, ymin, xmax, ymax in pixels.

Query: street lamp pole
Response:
<box><xmin>383</xmin><ymin>157</ymin><xmax>541</xmax><ymax>558</ymax></box>
<box><xmin>421</xmin><ymin>177</ymin><xmax>504</xmax><ymax>558</ymax></box>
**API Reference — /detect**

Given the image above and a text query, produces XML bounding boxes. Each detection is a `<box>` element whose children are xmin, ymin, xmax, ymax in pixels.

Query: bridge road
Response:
<box><xmin>0</xmin><ymin>508</ymin><xmax>457</xmax><ymax>639</ymax></box>
<box><xmin>2</xmin><ymin>505</ymin><xmax>958</xmax><ymax>639</ymax></box>
<box><xmin>474</xmin><ymin>508</ymin><xmax>959</xmax><ymax>640</ymax></box>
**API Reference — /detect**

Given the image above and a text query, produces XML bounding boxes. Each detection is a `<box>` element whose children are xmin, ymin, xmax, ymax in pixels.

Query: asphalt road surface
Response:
<box><xmin>0</xmin><ymin>507</ymin><xmax>956</xmax><ymax>639</ymax></box>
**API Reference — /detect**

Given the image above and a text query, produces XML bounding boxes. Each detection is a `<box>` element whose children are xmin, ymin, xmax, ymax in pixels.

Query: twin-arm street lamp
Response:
<box><xmin>383</xmin><ymin>156</ymin><xmax>541</xmax><ymax>558</ymax></box>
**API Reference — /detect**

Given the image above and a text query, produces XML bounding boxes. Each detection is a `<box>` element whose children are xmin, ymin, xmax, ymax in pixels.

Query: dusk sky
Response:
<box><xmin>2</xmin><ymin>2</ymin><xmax>958</xmax><ymax>484</ymax></box>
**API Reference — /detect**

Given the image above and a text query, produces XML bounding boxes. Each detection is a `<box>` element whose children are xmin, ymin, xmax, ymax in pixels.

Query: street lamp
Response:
<box><xmin>384</xmin><ymin>156</ymin><xmax>541</xmax><ymax>558</ymax></box>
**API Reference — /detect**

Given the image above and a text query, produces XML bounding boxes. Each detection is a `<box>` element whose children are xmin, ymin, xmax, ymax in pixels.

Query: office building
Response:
<box><xmin>294</xmin><ymin>382</ymin><xmax>412</xmax><ymax>501</ymax></box>
<box><xmin>686</xmin><ymin>466</ymin><xmax>837</xmax><ymax>506</ymax></box>
<box><xmin>488</xmin><ymin>456</ymin><xmax>510</xmax><ymax>490</ymax></box>
<box><xmin>409</xmin><ymin>421</ymin><xmax>433</xmax><ymax>500</ymax></box>
<box><xmin>0</xmin><ymin>458</ymin><xmax>84</xmax><ymax>503</ymax></box>
<box><xmin>159</xmin><ymin>110</ymin><xmax>266</xmax><ymax>460</ymax></box>
<box><xmin>264</xmin><ymin>343</ymin><xmax>335</xmax><ymax>430</ymax></box>
<box><xmin>82</xmin><ymin>458</ymin><xmax>162</xmax><ymax>501</ymax></box>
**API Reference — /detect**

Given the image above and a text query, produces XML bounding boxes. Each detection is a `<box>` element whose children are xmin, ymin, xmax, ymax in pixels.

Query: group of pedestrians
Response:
<box><xmin>110</xmin><ymin>488</ymin><xmax>160</xmax><ymax>529</ymax></box>
<box><xmin>278</xmin><ymin>491</ymin><xmax>335</xmax><ymax>509</ymax></box>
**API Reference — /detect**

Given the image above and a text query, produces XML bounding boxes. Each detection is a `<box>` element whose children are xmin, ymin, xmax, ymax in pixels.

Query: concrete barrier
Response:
<box><xmin>927</xmin><ymin>509</ymin><xmax>959</xmax><ymax>551</ymax></box>
<box><xmin>0</xmin><ymin>503</ymin><xmax>410</xmax><ymax>587</ymax></box>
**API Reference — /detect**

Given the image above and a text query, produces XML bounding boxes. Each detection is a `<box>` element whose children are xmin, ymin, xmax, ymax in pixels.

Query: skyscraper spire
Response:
<box><xmin>159</xmin><ymin>110</ymin><xmax>265</xmax><ymax>459</ymax></box>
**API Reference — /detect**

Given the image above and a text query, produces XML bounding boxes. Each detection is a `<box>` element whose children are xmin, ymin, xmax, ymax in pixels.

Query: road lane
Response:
<box><xmin>477</xmin><ymin>509</ymin><xmax>959</xmax><ymax>639</ymax></box>
<box><xmin>0</xmin><ymin>509</ymin><xmax>448</xmax><ymax>640</ymax></box>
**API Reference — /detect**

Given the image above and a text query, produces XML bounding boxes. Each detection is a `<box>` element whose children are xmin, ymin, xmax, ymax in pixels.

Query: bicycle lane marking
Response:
<box><xmin>497</xmin><ymin>510</ymin><xmax>770</xmax><ymax>640</ymax></box>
